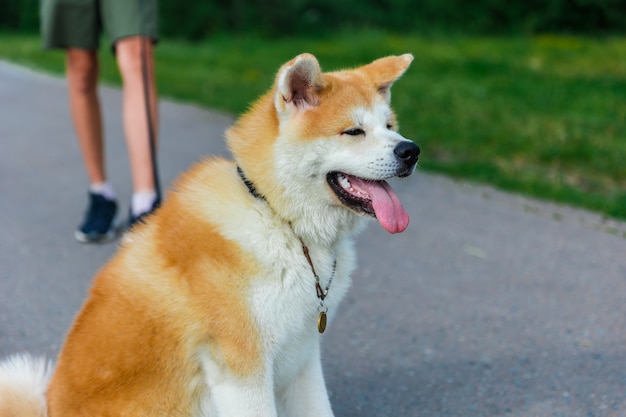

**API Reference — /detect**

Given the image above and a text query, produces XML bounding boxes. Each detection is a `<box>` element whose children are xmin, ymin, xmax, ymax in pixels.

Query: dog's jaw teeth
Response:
<box><xmin>338</xmin><ymin>173</ymin><xmax>350</xmax><ymax>189</ymax></box>
<box><xmin>337</xmin><ymin>173</ymin><xmax>369</xmax><ymax>200</ymax></box>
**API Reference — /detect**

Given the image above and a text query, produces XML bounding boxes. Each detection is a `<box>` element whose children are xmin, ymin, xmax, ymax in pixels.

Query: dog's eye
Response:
<box><xmin>386</xmin><ymin>123</ymin><xmax>394</xmax><ymax>130</ymax></box>
<box><xmin>342</xmin><ymin>128</ymin><xmax>365</xmax><ymax>136</ymax></box>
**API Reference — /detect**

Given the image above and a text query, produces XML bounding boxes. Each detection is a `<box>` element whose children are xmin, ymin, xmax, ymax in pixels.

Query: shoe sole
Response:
<box><xmin>74</xmin><ymin>216</ymin><xmax>122</xmax><ymax>244</ymax></box>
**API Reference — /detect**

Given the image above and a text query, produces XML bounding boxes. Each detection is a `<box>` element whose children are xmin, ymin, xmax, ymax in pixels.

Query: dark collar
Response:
<box><xmin>237</xmin><ymin>166</ymin><xmax>265</xmax><ymax>201</ymax></box>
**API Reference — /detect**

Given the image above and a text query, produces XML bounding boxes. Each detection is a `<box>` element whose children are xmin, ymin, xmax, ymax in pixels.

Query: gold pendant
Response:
<box><xmin>318</xmin><ymin>311</ymin><xmax>327</xmax><ymax>333</ymax></box>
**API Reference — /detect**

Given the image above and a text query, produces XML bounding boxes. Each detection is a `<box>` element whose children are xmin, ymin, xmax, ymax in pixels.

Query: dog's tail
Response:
<box><xmin>0</xmin><ymin>355</ymin><xmax>53</xmax><ymax>417</ymax></box>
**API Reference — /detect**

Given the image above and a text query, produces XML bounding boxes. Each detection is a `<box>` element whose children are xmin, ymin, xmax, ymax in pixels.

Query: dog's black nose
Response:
<box><xmin>394</xmin><ymin>141</ymin><xmax>420</xmax><ymax>166</ymax></box>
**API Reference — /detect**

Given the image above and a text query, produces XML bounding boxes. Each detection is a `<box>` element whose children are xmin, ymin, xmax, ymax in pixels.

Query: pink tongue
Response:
<box><xmin>348</xmin><ymin>176</ymin><xmax>410</xmax><ymax>234</ymax></box>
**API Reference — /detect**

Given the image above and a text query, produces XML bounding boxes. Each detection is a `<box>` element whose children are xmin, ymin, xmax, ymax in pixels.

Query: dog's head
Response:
<box><xmin>228</xmin><ymin>53</ymin><xmax>419</xmax><ymax>241</ymax></box>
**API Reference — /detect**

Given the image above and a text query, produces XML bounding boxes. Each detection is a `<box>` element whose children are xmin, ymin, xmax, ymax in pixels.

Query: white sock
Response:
<box><xmin>89</xmin><ymin>182</ymin><xmax>116</xmax><ymax>201</ymax></box>
<box><xmin>131</xmin><ymin>190</ymin><xmax>157</xmax><ymax>217</ymax></box>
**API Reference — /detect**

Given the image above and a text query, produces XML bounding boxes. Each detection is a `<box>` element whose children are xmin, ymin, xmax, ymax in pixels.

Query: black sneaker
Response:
<box><xmin>127</xmin><ymin>198</ymin><xmax>161</xmax><ymax>230</ymax></box>
<box><xmin>74</xmin><ymin>192</ymin><xmax>119</xmax><ymax>243</ymax></box>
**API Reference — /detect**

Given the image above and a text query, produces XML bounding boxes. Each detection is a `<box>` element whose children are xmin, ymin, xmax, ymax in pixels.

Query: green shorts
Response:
<box><xmin>41</xmin><ymin>0</ymin><xmax>158</xmax><ymax>50</ymax></box>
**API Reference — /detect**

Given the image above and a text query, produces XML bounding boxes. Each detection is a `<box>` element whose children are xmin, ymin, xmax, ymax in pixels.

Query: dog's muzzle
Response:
<box><xmin>394</xmin><ymin>141</ymin><xmax>420</xmax><ymax>177</ymax></box>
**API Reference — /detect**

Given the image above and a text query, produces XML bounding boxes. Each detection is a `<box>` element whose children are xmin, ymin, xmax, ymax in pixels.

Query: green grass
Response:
<box><xmin>1</xmin><ymin>31</ymin><xmax>625</xmax><ymax>220</ymax></box>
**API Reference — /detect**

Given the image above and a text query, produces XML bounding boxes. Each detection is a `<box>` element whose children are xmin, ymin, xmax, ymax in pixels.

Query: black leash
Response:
<box><xmin>138</xmin><ymin>0</ymin><xmax>162</xmax><ymax>204</ymax></box>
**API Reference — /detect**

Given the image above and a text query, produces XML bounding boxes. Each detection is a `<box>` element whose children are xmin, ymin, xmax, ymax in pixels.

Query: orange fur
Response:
<box><xmin>48</xmin><ymin>159</ymin><xmax>263</xmax><ymax>416</ymax></box>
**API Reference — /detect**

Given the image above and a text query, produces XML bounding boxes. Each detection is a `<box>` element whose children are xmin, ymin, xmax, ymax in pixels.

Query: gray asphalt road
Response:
<box><xmin>1</xmin><ymin>60</ymin><xmax>625</xmax><ymax>417</ymax></box>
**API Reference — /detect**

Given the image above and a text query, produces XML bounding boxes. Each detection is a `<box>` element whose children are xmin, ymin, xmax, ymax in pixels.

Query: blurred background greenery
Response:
<box><xmin>1</xmin><ymin>1</ymin><xmax>625</xmax><ymax>223</ymax></box>
<box><xmin>2</xmin><ymin>0</ymin><xmax>625</xmax><ymax>37</ymax></box>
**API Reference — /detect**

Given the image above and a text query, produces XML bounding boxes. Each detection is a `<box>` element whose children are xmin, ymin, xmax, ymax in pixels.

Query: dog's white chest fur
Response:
<box><xmin>232</xmin><ymin>194</ymin><xmax>355</xmax><ymax>347</ymax></box>
<box><xmin>194</xmin><ymin>206</ymin><xmax>356</xmax><ymax>416</ymax></box>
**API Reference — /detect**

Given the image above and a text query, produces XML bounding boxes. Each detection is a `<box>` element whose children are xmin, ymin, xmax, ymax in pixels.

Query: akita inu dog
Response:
<box><xmin>0</xmin><ymin>53</ymin><xmax>419</xmax><ymax>417</ymax></box>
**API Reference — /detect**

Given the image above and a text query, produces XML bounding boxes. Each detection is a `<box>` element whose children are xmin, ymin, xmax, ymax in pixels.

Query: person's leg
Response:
<box><xmin>43</xmin><ymin>0</ymin><xmax>119</xmax><ymax>242</ymax></box>
<box><xmin>67</xmin><ymin>48</ymin><xmax>119</xmax><ymax>243</ymax></box>
<box><xmin>66</xmin><ymin>48</ymin><xmax>108</xmax><ymax>187</ymax></box>
<box><xmin>115</xmin><ymin>36</ymin><xmax>159</xmax><ymax>217</ymax></box>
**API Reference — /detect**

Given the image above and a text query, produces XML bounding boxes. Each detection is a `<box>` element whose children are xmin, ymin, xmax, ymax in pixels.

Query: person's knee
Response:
<box><xmin>66</xmin><ymin>50</ymin><xmax>98</xmax><ymax>93</ymax></box>
<box><xmin>116</xmin><ymin>37</ymin><xmax>152</xmax><ymax>82</ymax></box>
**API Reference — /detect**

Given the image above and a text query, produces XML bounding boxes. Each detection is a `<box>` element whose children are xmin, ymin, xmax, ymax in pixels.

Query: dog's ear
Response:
<box><xmin>360</xmin><ymin>54</ymin><xmax>413</xmax><ymax>102</ymax></box>
<box><xmin>275</xmin><ymin>53</ymin><xmax>325</xmax><ymax>115</ymax></box>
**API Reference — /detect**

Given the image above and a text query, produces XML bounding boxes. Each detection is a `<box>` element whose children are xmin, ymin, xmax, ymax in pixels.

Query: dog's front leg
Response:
<box><xmin>211</xmin><ymin>374</ymin><xmax>278</xmax><ymax>417</ymax></box>
<box><xmin>279</xmin><ymin>345</ymin><xmax>335</xmax><ymax>417</ymax></box>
